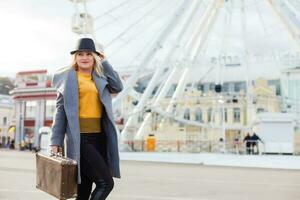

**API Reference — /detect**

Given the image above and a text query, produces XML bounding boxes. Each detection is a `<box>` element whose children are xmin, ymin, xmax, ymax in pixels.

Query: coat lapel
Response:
<box><xmin>64</xmin><ymin>68</ymin><xmax>107</xmax><ymax>118</ymax></box>
<box><xmin>92</xmin><ymin>70</ymin><xmax>108</xmax><ymax>102</ymax></box>
<box><xmin>64</xmin><ymin>68</ymin><xmax>80</xmax><ymax>142</ymax></box>
<box><xmin>63</xmin><ymin>69</ymin><xmax>107</xmax><ymax>138</ymax></box>
<box><xmin>65</xmin><ymin>68</ymin><xmax>79</xmax><ymax>114</ymax></box>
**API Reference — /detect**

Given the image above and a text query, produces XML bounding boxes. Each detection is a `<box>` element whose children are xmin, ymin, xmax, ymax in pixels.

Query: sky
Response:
<box><xmin>0</xmin><ymin>0</ymin><xmax>76</xmax><ymax>77</ymax></box>
<box><xmin>0</xmin><ymin>0</ymin><xmax>299</xmax><ymax>79</ymax></box>
<box><xmin>0</xmin><ymin>0</ymin><xmax>178</xmax><ymax>77</ymax></box>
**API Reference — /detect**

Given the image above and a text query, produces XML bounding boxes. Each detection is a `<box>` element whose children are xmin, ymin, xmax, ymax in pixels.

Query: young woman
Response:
<box><xmin>50</xmin><ymin>38</ymin><xmax>123</xmax><ymax>200</ymax></box>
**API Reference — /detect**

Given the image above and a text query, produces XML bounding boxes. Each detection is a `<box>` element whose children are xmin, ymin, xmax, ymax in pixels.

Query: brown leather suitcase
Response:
<box><xmin>36</xmin><ymin>153</ymin><xmax>77</xmax><ymax>199</ymax></box>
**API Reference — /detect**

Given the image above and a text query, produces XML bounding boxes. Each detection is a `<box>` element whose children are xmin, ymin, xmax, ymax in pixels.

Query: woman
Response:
<box><xmin>50</xmin><ymin>38</ymin><xmax>123</xmax><ymax>200</ymax></box>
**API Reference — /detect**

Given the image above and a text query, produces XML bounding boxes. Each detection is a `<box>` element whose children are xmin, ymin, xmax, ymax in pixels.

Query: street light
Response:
<box><xmin>218</xmin><ymin>94</ymin><xmax>226</xmax><ymax>153</ymax></box>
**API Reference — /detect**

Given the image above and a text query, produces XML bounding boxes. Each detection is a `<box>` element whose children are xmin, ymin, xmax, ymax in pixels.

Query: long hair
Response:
<box><xmin>59</xmin><ymin>52</ymin><xmax>104</xmax><ymax>76</ymax></box>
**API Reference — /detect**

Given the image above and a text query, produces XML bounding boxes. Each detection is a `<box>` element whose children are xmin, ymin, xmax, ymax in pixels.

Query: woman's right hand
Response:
<box><xmin>50</xmin><ymin>145</ymin><xmax>62</xmax><ymax>156</ymax></box>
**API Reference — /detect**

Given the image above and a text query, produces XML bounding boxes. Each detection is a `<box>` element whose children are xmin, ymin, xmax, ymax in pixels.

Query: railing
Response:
<box><xmin>122</xmin><ymin>139</ymin><xmax>266</xmax><ymax>154</ymax></box>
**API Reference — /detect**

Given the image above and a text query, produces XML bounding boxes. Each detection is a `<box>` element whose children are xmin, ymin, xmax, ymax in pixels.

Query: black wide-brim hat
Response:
<box><xmin>70</xmin><ymin>38</ymin><xmax>101</xmax><ymax>56</ymax></box>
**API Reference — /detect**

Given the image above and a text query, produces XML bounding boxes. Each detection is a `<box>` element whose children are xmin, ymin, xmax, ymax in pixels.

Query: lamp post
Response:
<box><xmin>218</xmin><ymin>96</ymin><xmax>226</xmax><ymax>153</ymax></box>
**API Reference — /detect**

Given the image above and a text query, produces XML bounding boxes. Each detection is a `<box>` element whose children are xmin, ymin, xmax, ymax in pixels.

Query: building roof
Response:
<box><xmin>17</xmin><ymin>70</ymin><xmax>47</xmax><ymax>75</ymax></box>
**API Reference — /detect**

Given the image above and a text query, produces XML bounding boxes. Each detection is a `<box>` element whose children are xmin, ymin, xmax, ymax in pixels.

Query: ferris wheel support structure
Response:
<box><xmin>112</xmin><ymin>1</ymin><xmax>191</xmax><ymax>110</ymax></box>
<box><xmin>134</xmin><ymin>0</ymin><xmax>207</xmax><ymax>140</ymax></box>
<box><xmin>268</xmin><ymin>0</ymin><xmax>300</xmax><ymax>50</ymax></box>
<box><xmin>159</xmin><ymin>0</ymin><xmax>224</xmax><ymax>127</ymax></box>
<box><xmin>118</xmin><ymin>0</ymin><xmax>193</xmax><ymax>147</ymax></box>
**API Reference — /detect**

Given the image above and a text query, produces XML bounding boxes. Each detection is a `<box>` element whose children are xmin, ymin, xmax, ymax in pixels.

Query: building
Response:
<box><xmin>10</xmin><ymin>70</ymin><xmax>56</xmax><ymax>149</ymax></box>
<box><xmin>281</xmin><ymin>67</ymin><xmax>300</xmax><ymax>122</ymax></box>
<box><xmin>281</xmin><ymin>67</ymin><xmax>300</xmax><ymax>153</ymax></box>
<box><xmin>121</xmin><ymin>77</ymin><xmax>283</xmax><ymax>152</ymax></box>
<box><xmin>0</xmin><ymin>94</ymin><xmax>14</xmax><ymax>139</ymax></box>
<box><xmin>253</xmin><ymin>113</ymin><xmax>297</xmax><ymax>154</ymax></box>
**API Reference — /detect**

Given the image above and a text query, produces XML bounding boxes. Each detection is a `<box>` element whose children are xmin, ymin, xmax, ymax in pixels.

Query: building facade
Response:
<box><xmin>10</xmin><ymin>70</ymin><xmax>56</xmax><ymax>149</ymax></box>
<box><xmin>0</xmin><ymin>94</ymin><xmax>14</xmax><ymax>139</ymax></box>
<box><xmin>121</xmin><ymin>77</ymin><xmax>283</xmax><ymax>152</ymax></box>
<box><xmin>281</xmin><ymin>67</ymin><xmax>300</xmax><ymax>122</ymax></box>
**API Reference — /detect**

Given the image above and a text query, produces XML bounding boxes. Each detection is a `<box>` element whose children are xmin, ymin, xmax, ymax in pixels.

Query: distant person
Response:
<box><xmin>251</xmin><ymin>133</ymin><xmax>264</xmax><ymax>154</ymax></box>
<box><xmin>50</xmin><ymin>38</ymin><xmax>123</xmax><ymax>200</ymax></box>
<box><xmin>28</xmin><ymin>133</ymin><xmax>33</xmax><ymax>151</ymax></box>
<box><xmin>25</xmin><ymin>134</ymin><xmax>30</xmax><ymax>150</ymax></box>
<box><xmin>6</xmin><ymin>136</ymin><xmax>10</xmax><ymax>149</ymax></box>
<box><xmin>219</xmin><ymin>138</ymin><xmax>225</xmax><ymax>153</ymax></box>
<box><xmin>10</xmin><ymin>139</ymin><xmax>15</xmax><ymax>149</ymax></box>
<box><xmin>243</xmin><ymin>133</ymin><xmax>252</xmax><ymax>154</ymax></box>
<box><xmin>20</xmin><ymin>139</ymin><xmax>26</xmax><ymax>151</ymax></box>
<box><xmin>234</xmin><ymin>133</ymin><xmax>241</xmax><ymax>154</ymax></box>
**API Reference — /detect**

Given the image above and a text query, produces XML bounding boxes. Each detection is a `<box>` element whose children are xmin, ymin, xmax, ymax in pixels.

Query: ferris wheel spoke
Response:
<box><xmin>94</xmin><ymin>0</ymin><xmax>154</xmax><ymax>32</ymax></box>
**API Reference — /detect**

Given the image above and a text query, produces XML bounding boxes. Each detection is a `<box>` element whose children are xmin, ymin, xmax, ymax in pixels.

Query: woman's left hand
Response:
<box><xmin>99</xmin><ymin>52</ymin><xmax>106</xmax><ymax>60</ymax></box>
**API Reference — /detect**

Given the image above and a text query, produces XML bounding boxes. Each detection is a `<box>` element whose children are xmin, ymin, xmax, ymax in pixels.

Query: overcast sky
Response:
<box><xmin>0</xmin><ymin>0</ymin><xmax>179</xmax><ymax>77</ymax></box>
<box><xmin>0</xmin><ymin>0</ymin><xmax>76</xmax><ymax>77</ymax></box>
<box><xmin>0</xmin><ymin>0</ymin><xmax>298</xmax><ymax>78</ymax></box>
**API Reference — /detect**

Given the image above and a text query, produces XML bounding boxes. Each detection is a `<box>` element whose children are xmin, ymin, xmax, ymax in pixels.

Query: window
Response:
<box><xmin>3</xmin><ymin>117</ymin><xmax>7</xmax><ymax>125</ymax></box>
<box><xmin>166</xmin><ymin>84</ymin><xmax>177</xmax><ymax>98</ymax></box>
<box><xmin>25</xmin><ymin>101</ymin><xmax>36</xmax><ymax>119</ymax></box>
<box><xmin>46</xmin><ymin>100</ymin><xmax>56</xmax><ymax>119</ymax></box>
<box><xmin>233</xmin><ymin>108</ymin><xmax>241</xmax><ymax>122</ymax></box>
<box><xmin>234</xmin><ymin>82</ymin><xmax>243</xmax><ymax>92</ymax></box>
<box><xmin>223</xmin><ymin>83</ymin><xmax>229</xmax><ymax>93</ymax></box>
<box><xmin>209</xmin><ymin>83</ymin><xmax>215</xmax><ymax>91</ymax></box>
<box><xmin>195</xmin><ymin>108</ymin><xmax>203</xmax><ymax>122</ymax></box>
<box><xmin>196</xmin><ymin>83</ymin><xmax>204</xmax><ymax>92</ymax></box>
<box><xmin>268</xmin><ymin>80</ymin><xmax>281</xmax><ymax>95</ymax></box>
<box><xmin>183</xmin><ymin>108</ymin><xmax>190</xmax><ymax>120</ymax></box>
<box><xmin>207</xmin><ymin>108</ymin><xmax>212</xmax><ymax>122</ymax></box>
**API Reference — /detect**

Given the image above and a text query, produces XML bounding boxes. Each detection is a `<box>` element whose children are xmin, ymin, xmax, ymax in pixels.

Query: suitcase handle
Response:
<box><xmin>49</xmin><ymin>146</ymin><xmax>64</xmax><ymax>157</ymax></box>
<box><xmin>49</xmin><ymin>150</ymin><xmax>63</xmax><ymax>157</ymax></box>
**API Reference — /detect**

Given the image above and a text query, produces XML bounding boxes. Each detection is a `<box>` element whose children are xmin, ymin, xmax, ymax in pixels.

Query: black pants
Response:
<box><xmin>76</xmin><ymin>133</ymin><xmax>114</xmax><ymax>200</ymax></box>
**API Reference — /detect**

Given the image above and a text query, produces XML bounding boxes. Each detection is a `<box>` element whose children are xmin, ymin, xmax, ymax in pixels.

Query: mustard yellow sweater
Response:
<box><xmin>77</xmin><ymin>71</ymin><xmax>103</xmax><ymax>133</ymax></box>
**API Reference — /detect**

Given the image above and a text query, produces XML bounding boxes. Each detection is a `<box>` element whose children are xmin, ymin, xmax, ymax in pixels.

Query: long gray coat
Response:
<box><xmin>50</xmin><ymin>60</ymin><xmax>123</xmax><ymax>184</ymax></box>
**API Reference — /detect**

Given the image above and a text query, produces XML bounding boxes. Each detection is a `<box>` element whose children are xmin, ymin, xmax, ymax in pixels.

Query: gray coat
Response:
<box><xmin>50</xmin><ymin>60</ymin><xmax>123</xmax><ymax>184</ymax></box>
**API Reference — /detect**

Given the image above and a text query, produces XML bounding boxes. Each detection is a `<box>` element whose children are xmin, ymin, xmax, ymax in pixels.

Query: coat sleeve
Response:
<box><xmin>50</xmin><ymin>91</ymin><xmax>67</xmax><ymax>147</ymax></box>
<box><xmin>101</xmin><ymin>60</ymin><xmax>123</xmax><ymax>93</ymax></box>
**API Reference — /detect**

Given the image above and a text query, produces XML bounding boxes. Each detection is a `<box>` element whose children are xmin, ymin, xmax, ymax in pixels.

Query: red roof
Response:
<box><xmin>17</xmin><ymin>70</ymin><xmax>47</xmax><ymax>75</ymax></box>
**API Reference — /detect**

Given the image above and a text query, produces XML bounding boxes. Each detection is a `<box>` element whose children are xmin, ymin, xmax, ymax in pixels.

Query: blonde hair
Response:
<box><xmin>59</xmin><ymin>52</ymin><xmax>104</xmax><ymax>76</ymax></box>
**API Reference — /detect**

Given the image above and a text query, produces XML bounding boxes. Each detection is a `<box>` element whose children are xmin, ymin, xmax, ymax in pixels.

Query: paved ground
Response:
<box><xmin>120</xmin><ymin>152</ymin><xmax>300</xmax><ymax>170</ymax></box>
<box><xmin>0</xmin><ymin>149</ymin><xmax>300</xmax><ymax>200</ymax></box>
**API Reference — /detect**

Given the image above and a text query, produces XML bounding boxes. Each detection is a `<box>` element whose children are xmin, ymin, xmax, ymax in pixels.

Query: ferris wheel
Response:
<box><xmin>68</xmin><ymin>0</ymin><xmax>92</xmax><ymax>35</ymax></box>
<box><xmin>68</xmin><ymin>0</ymin><xmax>300</xmax><ymax>149</ymax></box>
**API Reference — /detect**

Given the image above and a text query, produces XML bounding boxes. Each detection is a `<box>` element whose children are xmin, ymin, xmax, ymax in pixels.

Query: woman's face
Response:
<box><xmin>75</xmin><ymin>51</ymin><xmax>95</xmax><ymax>70</ymax></box>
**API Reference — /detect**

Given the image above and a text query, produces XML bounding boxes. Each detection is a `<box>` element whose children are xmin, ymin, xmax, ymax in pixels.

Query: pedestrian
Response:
<box><xmin>251</xmin><ymin>132</ymin><xmax>264</xmax><ymax>154</ymax></box>
<box><xmin>218</xmin><ymin>137</ymin><xmax>225</xmax><ymax>153</ymax></box>
<box><xmin>28</xmin><ymin>133</ymin><xmax>33</xmax><ymax>151</ymax></box>
<box><xmin>234</xmin><ymin>132</ymin><xmax>241</xmax><ymax>154</ymax></box>
<box><xmin>10</xmin><ymin>139</ymin><xmax>15</xmax><ymax>149</ymax></box>
<box><xmin>25</xmin><ymin>133</ymin><xmax>30</xmax><ymax>150</ymax></box>
<box><xmin>243</xmin><ymin>133</ymin><xmax>252</xmax><ymax>154</ymax></box>
<box><xmin>50</xmin><ymin>37</ymin><xmax>123</xmax><ymax>200</ymax></box>
<box><xmin>6</xmin><ymin>136</ymin><xmax>10</xmax><ymax>149</ymax></box>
